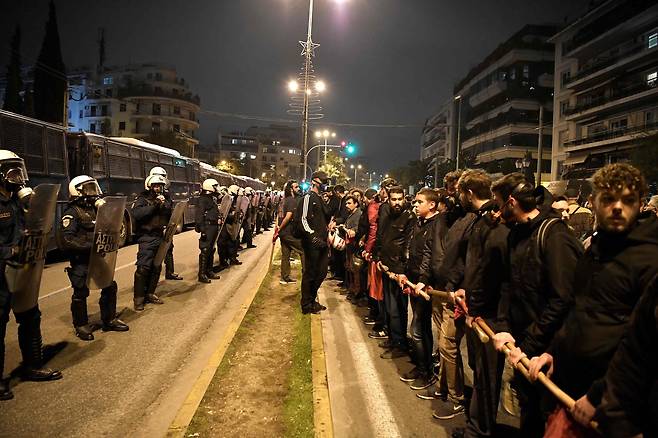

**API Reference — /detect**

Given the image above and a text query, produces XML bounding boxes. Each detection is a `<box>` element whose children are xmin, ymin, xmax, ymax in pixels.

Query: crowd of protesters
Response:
<box><xmin>277</xmin><ymin>163</ymin><xmax>658</xmax><ymax>437</ymax></box>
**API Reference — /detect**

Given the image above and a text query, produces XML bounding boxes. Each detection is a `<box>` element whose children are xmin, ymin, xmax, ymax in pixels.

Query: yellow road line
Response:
<box><xmin>166</xmin><ymin>243</ymin><xmax>278</xmax><ymax>438</ymax></box>
<box><xmin>311</xmin><ymin>312</ymin><xmax>334</xmax><ymax>438</ymax></box>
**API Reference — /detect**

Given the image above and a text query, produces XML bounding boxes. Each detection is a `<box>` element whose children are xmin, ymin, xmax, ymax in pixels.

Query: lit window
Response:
<box><xmin>523</xmin><ymin>65</ymin><xmax>530</xmax><ymax>79</ymax></box>
<box><xmin>250</xmin><ymin>154</ymin><xmax>257</xmax><ymax>160</ymax></box>
<box><xmin>103</xmin><ymin>76</ymin><xmax>113</xmax><ymax>85</ymax></box>
<box><xmin>289</xmin><ymin>149</ymin><xmax>294</xmax><ymax>154</ymax></box>
<box><xmin>648</xmin><ymin>32</ymin><xmax>657</xmax><ymax>49</ymax></box>
<box><xmin>648</xmin><ymin>71</ymin><xmax>657</xmax><ymax>86</ymax></box>
<box><xmin>231</xmin><ymin>139</ymin><xmax>237</xmax><ymax>145</ymax></box>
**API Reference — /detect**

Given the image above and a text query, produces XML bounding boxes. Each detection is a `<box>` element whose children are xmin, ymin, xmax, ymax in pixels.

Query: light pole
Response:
<box><xmin>350</xmin><ymin>164</ymin><xmax>362</xmax><ymax>187</ymax></box>
<box><xmin>315</xmin><ymin>129</ymin><xmax>336</xmax><ymax>166</ymax></box>
<box><xmin>454</xmin><ymin>95</ymin><xmax>463</xmax><ymax>170</ymax></box>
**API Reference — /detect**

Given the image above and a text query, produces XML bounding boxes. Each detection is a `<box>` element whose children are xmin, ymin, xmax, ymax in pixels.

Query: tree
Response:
<box><xmin>3</xmin><ymin>26</ymin><xmax>24</xmax><ymax>114</ymax></box>
<box><xmin>33</xmin><ymin>0</ymin><xmax>67</xmax><ymax>124</ymax></box>
<box><xmin>629</xmin><ymin>132</ymin><xmax>658</xmax><ymax>185</ymax></box>
<box><xmin>317</xmin><ymin>150</ymin><xmax>349</xmax><ymax>184</ymax></box>
<box><xmin>389</xmin><ymin>158</ymin><xmax>432</xmax><ymax>191</ymax></box>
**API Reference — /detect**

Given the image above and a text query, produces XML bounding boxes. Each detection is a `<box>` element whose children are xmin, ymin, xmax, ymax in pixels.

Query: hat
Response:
<box><xmin>311</xmin><ymin>171</ymin><xmax>329</xmax><ymax>183</ymax></box>
<box><xmin>564</xmin><ymin>188</ymin><xmax>579</xmax><ymax>198</ymax></box>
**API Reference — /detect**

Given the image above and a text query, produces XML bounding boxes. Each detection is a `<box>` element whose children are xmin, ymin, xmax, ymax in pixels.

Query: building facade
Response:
<box><xmin>452</xmin><ymin>25</ymin><xmax>556</xmax><ymax>179</ymax></box>
<box><xmin>67</xmin><ymin>63</ymin><xmax>200</xmax><ymax>156</ymax></box>
<box><xmin>549</xmin><ymin>0</ymin><xmax>658</xmax><ymax>180</ymax></box>
<box><xmin>420</xmin><ymin>102</ymin><xmax>454</xmax><ymax>185</ymax></box>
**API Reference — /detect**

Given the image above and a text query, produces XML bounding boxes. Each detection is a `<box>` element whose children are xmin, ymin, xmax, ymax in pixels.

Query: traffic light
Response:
<box><xmin>343</xmin><ymin>142</ymin><xmax>356</xmax><ymax>155</ymax></box>
<box><xmin>300</xmin><ymin>181</ymin><xmax>310</xmax><ymax>191</ymax></box>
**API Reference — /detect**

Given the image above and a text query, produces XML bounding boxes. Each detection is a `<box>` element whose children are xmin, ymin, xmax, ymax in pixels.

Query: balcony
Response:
<box><xmin>564</xmin><ymin>81</ymin><xmax>658</xmax><ymax>119</ymax></box>
<box><xmin>118</xmin><ymin>84</ymin><xmax>201</xmax><ymax>106</ymax></box>
<box><xmin>564</xmin><ymin>120</ymin><xmax>658</xmax><ymax>150</ymax></box>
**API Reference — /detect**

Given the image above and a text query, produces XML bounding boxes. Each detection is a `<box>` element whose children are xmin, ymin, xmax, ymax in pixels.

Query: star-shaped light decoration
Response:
<box><xmin>299</xmin><ymin>39</ymin><xmax>321</xmax><ymax>57</ymax></box>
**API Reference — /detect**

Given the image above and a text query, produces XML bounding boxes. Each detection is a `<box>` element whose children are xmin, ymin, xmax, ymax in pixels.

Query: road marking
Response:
<box><xmin>311</xmin><ymin>313</ymin><xmax>334</xmax><ymax>438</ymax></box>
<box><xmin>166</xmin><ymin>243</ymin><xmax>277</xmax><ymax>438</ymax></box>
<box><xmin>38</xmin><ymin>261</ymin><xmax>135</xmax><ymax>301</ymax></box>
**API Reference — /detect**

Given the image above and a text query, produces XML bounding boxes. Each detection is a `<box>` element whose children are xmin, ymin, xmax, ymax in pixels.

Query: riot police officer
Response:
<box><xmin>148</xmin><ymin>167</ymin><xmax>182</xmax><ymax>281</ymax></box>
<box><xmin>0</xmin><ymin>150</ymin><xmax>61</xmax><ymax>401</ymax></box>
<box><xmin>196</xmin><ymin>179</ymin><xmax>222</xmax><ymax>283</ymax></box>
<box><xmin>132</xmin><ymin>174</ymin><xmax>172</xmax><ymax>311</ymax></box>
<box><xmin>59</xmin><ymin>175</ymin><xmax>129</xmax><ymax>340</ymax></box>
<box><xmin>217</xmin><ymin>184</ymin><xmax>242</xmax><ymax>268</ymax></box>
<box><xmin>241</xmin><ymin>187</ymin><xmax>257</xmax><ymax>249</ymax></box>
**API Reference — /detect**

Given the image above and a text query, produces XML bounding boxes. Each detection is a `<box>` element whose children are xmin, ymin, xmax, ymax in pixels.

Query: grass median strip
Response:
<box><xmin>186</xmin><ymin>255</ymin><xmax>315</xmax><ymax>437</ymax></box>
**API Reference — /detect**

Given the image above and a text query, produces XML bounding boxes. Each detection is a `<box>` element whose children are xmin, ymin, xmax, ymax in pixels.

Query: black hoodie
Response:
<box><xmin>549</xmin><ymin>212</ymin><xmax>658</xmax><ymax>405</ymax></box>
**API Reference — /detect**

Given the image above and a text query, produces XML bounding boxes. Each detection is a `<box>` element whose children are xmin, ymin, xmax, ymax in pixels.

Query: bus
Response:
<box><xmin>0</xmin><ymin>109</ymin><xmax>266</xmax><ymax>248</ymax></box>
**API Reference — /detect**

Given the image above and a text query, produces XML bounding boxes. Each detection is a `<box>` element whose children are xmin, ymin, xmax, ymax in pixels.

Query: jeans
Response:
<box><xmin>280</xmin><ymin>235</ymin><xmax>304</xmax><ymax>280</ymax></box>
<box><xmin>382</xmin><ymin>275</ymin><xmax>408</xmax><ymax>347</ymax></box>
<box><xmin>410</xmin><ymin>295</ymin><xmax>433</xmax><ymax>375</ymax></box>
<box><xmin>300</xmin><ymin>241</ymin><xmax>329</xmax><ymax>310</ymax></box>
<box><xmin>437</xmin><ymin>303</ymin><xmax>464</xmax><ymax>403</ymax></box>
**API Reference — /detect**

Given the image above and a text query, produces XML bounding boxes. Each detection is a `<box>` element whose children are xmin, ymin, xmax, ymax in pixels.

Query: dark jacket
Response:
<box><xmin>498</xmin><ymin>208</ymin><xmax>583</xmax><ymax>358</ymax></box>
<box><xmin>596</xmin><ymin>274</ymin><xmax>658</xmax><ymax>438</ymax></box>
<box><xmin>437</xmin><ymin>211</ymin><xmax>477</xmax><ymax>291</ymax></box>
<box><xmin>355</xmin><ymin>202</ymin><xmax>370</xmax><ymax>243</ymax></box>
<box><xmin>195</xmin><ymin>193</ymin><xmax>219</xmax><ymax>227</ymax></box>
<box><xmin>299</xmin><ymin>190</ymin><xmax>331</xmax><ymax>241</ymax></box>
<box><xmin>0</xmin><ymin>193</ymin><xmax>23</xmax><ymax>269</ymax></box>
<box><xmin>372</xmin><ymin>202</ymin><xmax>391</xmax><ymax>260</ymax></box>
<box><xmin>550</xmin><ymin>213</ymin><xmax>658</xmax><ymax>403</ymax></box>
<box><xmin>463</xmin><ymin>201</ymin><xmax>509</xmax><ymax>320</ymax></box>
<box><xmin>132</xmin><ymin>190</ymin><xmax>173</xmax><ymax>237</ymax></box>
<box><xmin>59</xmin><ymin>201</ymin><xmax>96</xmax><ymax>258</ymax></box>
<box><xmin>407</xmin><ymin>213</ymin><xmax>441</xmax><ymax>282</ymax></box>
<box><xmin>378</xmin><ymin>206</ymin><xmax>415</xmax><ymax>274</ymax></box>
<box><xmin>418</xmin><ymin>211</ymin><xmax>449</xmax><ymax>286</ymax></box>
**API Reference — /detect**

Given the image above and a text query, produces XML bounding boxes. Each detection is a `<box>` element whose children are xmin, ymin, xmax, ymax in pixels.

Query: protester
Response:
<box><xmin>342</xmin><ymin>195</ymin><xmax>362</xmax><ymax>299</ymax></box>
<box><xmin>277</xmin><ymin>180</ymin><xmax>304</xmax><ymax>284</ymax></box>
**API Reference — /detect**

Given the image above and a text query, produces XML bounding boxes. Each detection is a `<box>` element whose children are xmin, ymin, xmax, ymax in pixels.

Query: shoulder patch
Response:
<box><xmin>61</xmin><ymin>215</ymin><xmax>73</xmax><ymax>228</ymax></box>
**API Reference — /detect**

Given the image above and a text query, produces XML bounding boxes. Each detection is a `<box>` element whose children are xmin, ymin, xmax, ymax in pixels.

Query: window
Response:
<box><xmin>648</xmin><ymin>32</ymin><xmax>657</xmax><ymax>49</ymax></box>
<box><xmin>499</xmin><ymin>71</ymin><xmax>507</xmax><ymax>81</ymax></box>
<box><xmin>646</xmin><ymin>111</ymin><xmax>655</xmax><ymax>124</ymax></box>
<box><xmin>101</xmin><ymin>105</ymin><xmax>108</xmax><ymax>116</ymax></box>
<box><xmin>231</xmin><ymin>139</ymin><xmax>238</xmax><ymax>145</ymax></box>
<box><xmin>135</xmin><ymin>121</ymin><xmax>140</xmax><ymax>132</ymax></box>
<box><xmin>105</xmin><ymin>88</ymin><xmax>113</xmax><ymax>97</ymax></box>
<box><xmin>154</xmin><ymin>86</ymin><xmax>162</xmax><ymax>94</ymax></box>
<box><xmin>90</xmin><ymin>123</ymin><xmax>96</xmax><ymax>133</ymax></box>
<box><xmin>647</xmin><ymin>71</ymin><xmax>657</xmax><ymax>86</ymax></box>
<box><xmin>152</xmin><ymin>103</ymin><xmax>161</xmax><ymax>115</ymax></box>
<box><xmin>510</xmin><ymin>68</ymin><xmax>516</xmax><ymax>80</ymax></box>
<box><xmin>119</xmin><ymin>121</ymin><xmax>126</xmax><ymax>130</ymax></box>
<box><xmin>561</xmin><ymin>70</ymin><xmax>571</xmax><ymax>86</ymax></box>
<box><xmin>152</xmin><ymin>122</ymin><xmax>161</xmax><ymax>132</ymax></box>
<box><xmin>120</xmin><ymin>103</ymin><xmax>126</xmax><ymax>112</ymax></box>
<box><xmin>172</xmin><ymin>89</ymin><xmax>179</xmax><ymax>96</ymax></box>
<box><xmin>79</xmin><ymin>110</ymin><xmax>83</xmax><ymax>118</ymax></box>
<box><xmin>155</xmin><ymin>72</ymin><xmax>163</xmax><ymax>80</ymax></box>
<box><xmin>610</xmin><ymin>118</ymin><xmax>628</xmax><ymax>132</ymax></box>
<box><xmin>189</xmin><ymin>112</ymin><xmax>196</xmax><ymax>121</ymax></box>
<box><xmin>94</xmin><ymin>89</ymin><xmax>101</xmax><ymax>97</ymax></box>
<box><xmin>136</xmin><ymin>103</ymin><xmax>140</xmax><ymax>112</ymax></box>
<box><xmin>560</xmin><ymin>100</ymin><xmax>569</xmax><ymax>116</ymax></box>
<box><xmin>242</xmin><ymin>139</ymin><xmax>247</xmax><ymax>145</ymax></box>
<box><xmin>173</xmin><ymin>106</ymin><xmax>180</xmax><ymax>115</ymax></box>
<box><xmin>522</xmin><ymin>64</ymin><xmax>530</xmax><ymax>79</ymax></box>
<box><xmin>103</xmin><ymin>76</ymin><xmax>113</xmax><ymax>85</ymax></box>
<box><xmin>90</xmin><ymin>106</ymin><xmax>97</xmax><ymax>117</ymax></box>
<box><xmin>262</xmin><ymin>147</ymin><xmax>269</xmax><ymax>153</ymax></box>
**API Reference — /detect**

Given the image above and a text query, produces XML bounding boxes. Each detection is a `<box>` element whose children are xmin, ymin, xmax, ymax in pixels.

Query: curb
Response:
<box><xmin>311</xmin><ymin>312</ymin><xmax>334</xmax><ymax>438</ymax></box>
<box><xmin>166</xmin><ymin>242</ymin><xmax>279</xmax><ymax>438</ymax></box>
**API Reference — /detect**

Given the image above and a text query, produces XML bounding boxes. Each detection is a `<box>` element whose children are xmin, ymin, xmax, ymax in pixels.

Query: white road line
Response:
<box><xmin>38</xmin><ymin>261</ymin><xmax>135</xmax><ymax>301</ymax></box>
<box><xmin>338</xmin><ymin>295</ymin><xmax>402</xmax><ymax>438</ymax></box>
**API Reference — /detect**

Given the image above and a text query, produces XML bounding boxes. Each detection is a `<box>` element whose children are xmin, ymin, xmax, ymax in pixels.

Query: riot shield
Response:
<box><xmin>230</xmin><ymin>196</ymin><xmax>250</xmax><ymax>240</ymax></box>
<box><xmin>8</xmin><ymin>184</ymin><xmax>60</xmax><ymax>313</ymax></box>
<box><xmin>86</xmin><ymin>196</ymin><xmax>127</xmax><ymax>290</ymax></box>
<box><xmin>249</xmin><ymin>194</ymin><xmax>260</xmax><ymax>228</ymax></box>
<box><xmin>217</xmin><ymin>194</ymin><xmax>232</xmax><ymax>235</ymax></box>
<box><xmin>153</xmin><ymin>200</ymin><xmax>188</xmax><ymax>267</ymax></box>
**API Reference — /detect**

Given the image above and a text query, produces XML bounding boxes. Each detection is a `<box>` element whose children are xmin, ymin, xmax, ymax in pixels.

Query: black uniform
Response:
<box><xmin>196</xmin><ymin>192</ymin><xmax>220</xmax><ymax>280</ymax></box>
<box><xmin>0</xmin><ymin>192</ymin><xmax>61</xmax><ymax>395</ymax></box>
<box><xmin>241</xmin><ymin>198</ymin><xmax>255</xmax><ymax>248</ymax></box>
<box><xmin>218</xmin><ymin>196</ymin><xmax>240</xmax><ymax>266</ymax></box>
<box><xmin>60</xmin><ymin>200</ymin><xmax>121</xmax><ymax>332</ymax></box>
<box><xmin>299</xmin><ymin>190</ymin><xmax>332</xmax><ymax>312</ymax></box>
<box><xmin>132</xmin><ymin>190</ymin><xmax>172</xmax><ymax>308</ymax></box>
<box><xmin>163</xmin><ymin>191</ymin><xmax>180</xmax><ymax>280</ymax></box>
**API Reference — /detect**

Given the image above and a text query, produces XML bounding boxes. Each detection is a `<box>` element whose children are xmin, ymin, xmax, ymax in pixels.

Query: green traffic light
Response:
<box><xmin>346</xmin><ymin>144</ymin><xmax>356</xmax><ymax>155</ymax></box>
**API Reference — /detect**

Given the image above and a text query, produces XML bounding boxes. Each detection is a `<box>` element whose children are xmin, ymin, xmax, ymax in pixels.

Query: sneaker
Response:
<box><xmin>380</xmin><ymin>347</ymin><xmax>407</xmax><ymax>359</ymax></box>
<box><xmin>417</xmin><ymin>386</ymin><xmax>445</xmax><ymax>401</ymax></box>
<box><xmin>399</xmin><ymin>367</ymin><xmax>422</xmax><ymax>383</ymax></box>
<box><xmin>368</xmin><ymin>330</ymin><xmax>388</xmax><ymax>340</ymax></box>
<box><xmin>362</xmin><ymin>316</ymin><xmax>376</xmax><ymax>326</ymax></box>
<box><xmin>432</xmin><ymin>401</ymin><xmax>465</xmax><ymax>420</ymax></box>
<box><xmin>410</xmin><ymin>374</ymin><xmax>436</xmax><ymax>391</ymax></box>
<box><xmin>279</xmin><ymin>278</ymin><xmax>296</xmax><ymax>284</ymax></box>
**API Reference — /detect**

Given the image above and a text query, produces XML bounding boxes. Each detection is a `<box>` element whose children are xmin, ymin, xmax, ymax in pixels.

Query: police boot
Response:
<box><xmin>198</xmin><ymin>252</ymin><xmax>211</xmax><ymax>283</ymax></box>
<box><xmin>0</xmin><ymin>350</ymin><xmax>13</xmax><ymax>401</ymax></box>
<box><xmin>100</xmin><ymin>283</ymin><xmax>129</xmax><ymax>333</ymax></box>
<box><xmin>145</xmin><ymin>267</ymin><xmax>164</xmax><ymax>305</ymax></box>
<box><xmin>229</xmin><ymin>257</ymin><xmax>242</xmax><ymax>266</ymax></box>
<box><xmin>205</xmin><ymin>250</ymin><xmax>221</xmax><ymax>280</ymax></box>
<box><xmin>165</xmin><ymin>251</ymin><xmax>183</xmax><ymax>280</ymax></box>
<box><xmin>71</xmin><ymin>296</ymin><xmax>94</xmax><ymax>341</ymax></box>
<box><xmin>133</xmin><ymin>266</ymin><xmax>149</xmax><ymax>311</ymax></box>
<box><xmin>16</xmin><ymin>308</ymin><xmax>62</xmax><ymax>382</ymax></box>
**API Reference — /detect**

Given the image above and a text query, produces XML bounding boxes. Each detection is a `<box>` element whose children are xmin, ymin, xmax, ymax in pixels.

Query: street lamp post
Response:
<box><xmin>315</xmin><ymin>130</ymin><xmax>336</xmax><ymax>167</ymax></box>
<box><xmin>350</xmin><ymin>164</ymin><xmax>362</xmax><ymax>187</ymax></box>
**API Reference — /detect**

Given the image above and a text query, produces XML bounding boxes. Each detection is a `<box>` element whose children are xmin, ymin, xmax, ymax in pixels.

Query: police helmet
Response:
<box><xmin>218</xmin><ymin>186</ymin><xmax>228</xmax><ymax>195</ymax></box>
<box><xmin>145</xmin><ymin>174</ymin><xmax>169</xmax><ymax>190</ymax></box>
<box><xmin>69</xmin><ymin>175</ymin><xmax>102</xmax><ymax>198</ymax></box>
<box><xmin>228</xmin><ymin>184</ymin><xmax>240</xmax><ymax>196</ymax></box>
<box><xmin>244</xmin><ymin>187</ymin><xmax>254</xmax><ymax>195</ymax></box>
<box><xmin>149</xmin><ymin>166</ymin><xmax>167</xmax><ymax>178</ymax></box>
<box><xmin>380</xmin><ymin>177</ymin><xmax>398</xmax><ymax>190</ymax></box>
<box><xmin>238</xmin><ymin>187</ymin><xmax>245</xmax><ymax>196</ymax></box>
<box><xmin>202</xmin><ymin>178</ymin><xmax>220</xmax><ymax>193</ymax></box>
<box><xmin>0</xmin><ymin>150</ymin><xmax>29</xmax><ymax>186</ymax></box>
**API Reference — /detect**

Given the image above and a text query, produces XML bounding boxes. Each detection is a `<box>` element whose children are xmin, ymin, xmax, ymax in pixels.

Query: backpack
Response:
<box><xmin>537</xmin><ymin>217</ymin><xmax>561</xmax><ymax>258</ymax></box>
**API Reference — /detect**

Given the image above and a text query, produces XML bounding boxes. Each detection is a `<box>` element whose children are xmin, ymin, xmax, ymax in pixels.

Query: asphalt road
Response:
<box><xmin>319</xmin><ymin>281</ymin><xmax>473</xmax><ymax>438</ymax></box>
<box><xmin>0</xmin><ymin>229</ymin><xmax>274</xmax><ymax>438</ymax></box>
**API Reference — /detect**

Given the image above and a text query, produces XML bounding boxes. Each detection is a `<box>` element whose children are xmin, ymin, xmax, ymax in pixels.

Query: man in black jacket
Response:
<box><xmin>196</xmin><ymin>178</ymin><xmax>222</xmax><ymax>283</ymax></box>
<box><xmin>299</xmin><ymin>171</ymin><xmax>332</xmax><ymax>314</ymax></box>
<box><xmin>375</xmin><ymin>186</ymin><xmax>415</xmax><ymax>359</ymax></box>
<box><xmin>453</xmin><ymin>170</ymin><xmax>508</xmax><ymax>437</ymax></box>
<box><xmin>491</xmin><ymin>173</ymin><xmax>582</xmax><ymax>436</ymax></box>
<box><xmin>528</xmin><ymin>163</ymin><xmax>658</xmax><ymax>429</ymax></box>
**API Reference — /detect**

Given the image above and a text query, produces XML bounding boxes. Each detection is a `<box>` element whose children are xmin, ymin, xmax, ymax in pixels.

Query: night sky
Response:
<box><xmin>1</xmin><ymin>0</ymin><xmax>589</xmax><ymax>173</ymax></box>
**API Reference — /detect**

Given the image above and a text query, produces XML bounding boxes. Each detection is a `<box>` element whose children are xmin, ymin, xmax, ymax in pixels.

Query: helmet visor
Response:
<box><xmin>4</xmin><ymin>166</ymin><xmax>28</xmax><ymax>185</ymax></box>
<box><xmin>78</xmin><ymin>180</ymin><xmax>102</xmax><ymax>197</ymax></box>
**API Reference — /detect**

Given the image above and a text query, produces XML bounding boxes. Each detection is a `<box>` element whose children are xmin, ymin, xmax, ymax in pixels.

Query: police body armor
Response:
<box><xmin>7</xmin><ymin>184</ymin><xmax>59</xmax><ymax>313</ymax></box>
<box><xmin>229</xmin><ymin>196</ymin><xmax>250</xmax><ymax>240</ymax></box>
<box><xmin>87</xmin><ymin>196</ymin><xmax>126</xmax><ymax>289</ymax></box>
<box><xmin>217</xmin><ymin>194</ymin><xmax>232</xmax><ymax>235</ymax></box>
<box><xmin>152</xmin><ymin>200</ymin><xmax>188</xmax><ymax>267</ymax></box>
